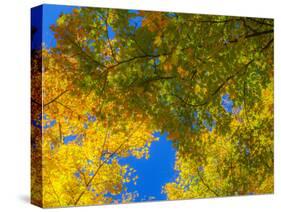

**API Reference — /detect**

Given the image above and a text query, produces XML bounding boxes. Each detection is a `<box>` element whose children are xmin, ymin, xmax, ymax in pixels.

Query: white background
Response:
<box><xmin>0</xmin><ymin>0</ymin><xmax>280</xmax><ymax>211</ymax></box>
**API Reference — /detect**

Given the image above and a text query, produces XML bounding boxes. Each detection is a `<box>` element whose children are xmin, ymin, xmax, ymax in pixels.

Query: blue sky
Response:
<box><xmin>32</xmin><ymin>4</ymin><xmax>177</xmax><ymax>202</ymax></box>
<box><xmin>31</xmin><ymin>5</ymin><xmax>42</xmax><ymax>50</ymax></box>
<box><xmin>42</xmin><ymin>5</ymin><xmax>77</xmax><ymax>48</ymax></box>
<box><xmin>119</xmin><ymin>132</ymin><xmax>177</xmax><ymax>201</ymax></box>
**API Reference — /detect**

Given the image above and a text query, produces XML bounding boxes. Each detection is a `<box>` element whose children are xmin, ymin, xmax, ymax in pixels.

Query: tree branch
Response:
<box><xmin>230</xmin><ymin>29</ymin><xmax>273</xmax><ymax>43</ymax></box>
<box><xmin>74</xmin><ymin>122</ymin><xmax>144</xmax><ymax>205</ymax></box>
<box><xmin>248</xmin><ymin>18</ymin><xmax>273</xmax><ymax>27</ymax></box>
<box><xmin>104</xmin><ymin>11</ymin><xmax>118</xmax><ymax>63</ymax></box>
<box><xmin>44</xmin><ymin>90</ymin><xmax>69</xmax><ymax>107</ymax></box>
<box><xmin>65</xmin><ymin>35</ymin><xmax>106</xmax><ymax>68</ymax></box>
<box><xmin>105</xmin><ymin>52</ymin><xmax>169</xmax><ymax>71</ymax></box>
<box><xmin>128</xmin><ymin>75</ymin><xmax>176</xmax><ymax>88</ymax></box>
<box><xmin>173</xmin><ymin>60</ymin><xmax>254</xmax><ymax>108</ymax></box>
<box><xmin>31</xmin><ymin>98</ymin><xmax>42</xmax><ymax>106</ymax></box>
<box><xmin>197</xmin><ymin>168</ymin><xmax>219</xmax><ymax>196</ymax></box>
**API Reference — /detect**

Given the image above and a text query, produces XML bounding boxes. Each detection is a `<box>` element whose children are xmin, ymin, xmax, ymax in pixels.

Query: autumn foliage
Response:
<box><xmin>31</xmin><ymin>7</ymin><xmax>273</xmax><ymax>207</ymax></box>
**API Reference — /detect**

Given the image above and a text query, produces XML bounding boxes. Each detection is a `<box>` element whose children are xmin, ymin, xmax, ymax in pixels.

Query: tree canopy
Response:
<box><xmin>31</xmin><ymin>7</ymin><xmax>273</xmax><ymax>207</ymax></box>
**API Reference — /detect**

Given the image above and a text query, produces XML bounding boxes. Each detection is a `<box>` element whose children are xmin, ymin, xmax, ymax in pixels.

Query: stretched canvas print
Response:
<box><xmin>31</xmin><ymin>4</ymin><xmax>274</xmax><ymax>208</ymax></box>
